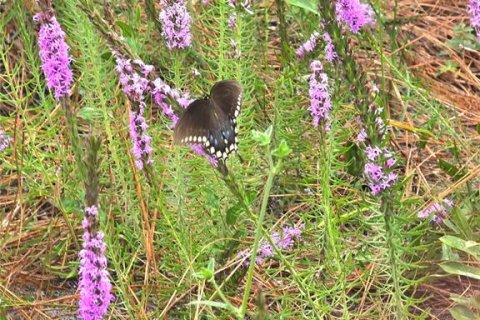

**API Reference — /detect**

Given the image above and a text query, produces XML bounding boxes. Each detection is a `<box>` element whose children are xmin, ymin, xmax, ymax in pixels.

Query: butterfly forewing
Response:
<box><xmin>210</xmin><ymin>80</ymin><xmax>243</xmax><ymax>119</ymax></box>
<box><xmin>173</xmin><ymin>80</ymin><xmax>242</xmax><ymax>161</ymax></box>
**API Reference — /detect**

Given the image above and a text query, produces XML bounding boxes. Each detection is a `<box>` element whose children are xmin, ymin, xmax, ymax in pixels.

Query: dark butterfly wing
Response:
<box><xmin>173</xmin><ymin>98</ymin><xmax>238</xmax><ymax>160</ymax></box>
<box><xmin>210</xmin><ymin>80</ymin><xmax>243</xmax><ymax>119</ymax></box>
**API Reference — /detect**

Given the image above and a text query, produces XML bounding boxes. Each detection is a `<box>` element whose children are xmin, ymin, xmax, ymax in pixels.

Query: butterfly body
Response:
<box><xmin>174</xmin><ymin>80</ymin><xmax>242</xmax><ymax>161</ymax></box>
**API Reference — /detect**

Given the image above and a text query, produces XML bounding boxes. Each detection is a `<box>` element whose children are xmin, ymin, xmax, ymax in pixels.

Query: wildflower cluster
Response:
<box><xmin>34</xmin><ymin>13</ymin><xmax>73</xmax><ymax>100</ymax></box>
<box><xmin>159</xmin><ymin>0</ymin><xmax>192</xmax><ymax>50</ymax></box>
<box><xmin>0</xmin><ymin>128</ymin><xmax>12</xmax><ymax>151</ymax></box>
<box><xmin>418</xmin><ymin>199</ymin><xmax>454</xmax><ymax>224</ymax></box>
<box><xmin>469</xmin><ymin>0</ymin><xmax>480</xmax><ymax>41</ymax></box>
<box><xmin>308</xmin><ymin>60</ymin><xmax>332</xmax><ymax>131</ymax></box>
<box><xmin>239</xmin><ymin>225</ymin><xmax>304</xmax><ymax>266</ymax></box>
<box><xmin>78</xmin><ymin>205</ymin><xmax>113</xmax><ymax>320</ymax></box>
<box><xmin>335</xmin><ymin>0</ymin><xmax>376</xmax><ymax>33</ymax></box>
<box><xmin>152</xmin><ymin>78</ymin><xmax>192</xmax><ymax>127</ymax></box>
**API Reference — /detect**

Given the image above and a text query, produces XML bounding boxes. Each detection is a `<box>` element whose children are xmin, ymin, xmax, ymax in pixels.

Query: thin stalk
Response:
<box><xmin>209</xmin><ymin>278</ymin><xmax>242</xmax><ymax>318</ymax></box>
<box><xmin>275</xmin><ymin>0</ymin><xmax>290</xmax><ymax>60</ymax></box>
<box><xmin>382</xmin><ymin>192</ymin><xmax>404</xmax><ymax>318</ymax></box>
<box><xmin>240</xmin><ymin>151</ymin><xmax>278</xmax><ymax>317</ymax></box>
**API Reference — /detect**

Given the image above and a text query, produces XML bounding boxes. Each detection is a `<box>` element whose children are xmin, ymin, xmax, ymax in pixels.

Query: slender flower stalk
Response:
<box><xmin>335</xmin><ymin>0</ymin><xmax>376</xmax><ymax>33</ymax></box>
<box><xmin>0</xmin><ymin>128</ymin><xmax>12</xmax><ymax>151</ymax></box>
<box><xmin>159</xmin><ymin>0</ymin><xmax>192</xmax><ymax>50</ymax></box>
<box><xmin>308</xmin><ymin>60</ymin><xmax>332</xmax><ymax>131</ymax></box>
<box><xmin>34</xmin><ymin>13</ymin><xmax>73</xmax><ymax>100</ymax></box>
<box><xmin>469</xmin><ymin>0</ymin><xmax>480</xmax><ymax>41</ymax></box>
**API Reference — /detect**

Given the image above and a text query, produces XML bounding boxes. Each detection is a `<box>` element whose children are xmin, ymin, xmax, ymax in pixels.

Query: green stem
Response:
<box><xmin>382</xmin><ymin>192</ymin><xmax>404</xmax><ymax>318</ymax></box>
<box><xmin>210</xmin><ymin>278</ymin><xmax>242</xmax><ymax>318</ymax></box>
<box><xmin>240</xmin><ymin>152</ymin><xmax>278</xmax><ymax>317</ymax></box>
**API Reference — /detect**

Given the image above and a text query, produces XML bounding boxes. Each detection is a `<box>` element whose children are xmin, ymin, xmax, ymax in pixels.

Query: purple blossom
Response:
<box><xmin>114</xmin><ymin>55</ymin><xmax>153</xmax><ymax>103</ymax></box>
<box><xmin>34</xmin><ymin>14</ymin><xmax>73</xmax><ymax>100</ymax></box>
<box><xmin>357</xmin><ymin>128</ymin><xmax>367</xmax><ymax>142</ymax></box>
<box><xmin>469</xmin><ymin>0</ymin><xmax>480</xmax><ymax>41</ymax></box>
<box><xmin>152</xmin><ymin>78</ymin><xmax>193</xmax><ymax>126</ymax></box>
<box><xmin>129</xmin><ymin>103</ymin><xmax>154</xmax><ymax>170</ymax></box>
<box><xmin>78</xmin><ymin>205</ymin><xmax>112</xmax><ymax>320</ymax></box>
<box><xmin>418</xmin><ymin>199</ymin><xmax>454</xmax><ymax>224</ymax></box>
<box><xmin>0</xmin><ymin>128</ymin><xmax>12</xmax><ymax>151</ymax></box>
<box><xmin>159</xmin><ymin>0</ymin><xmax>192</xmax><ymax>50</ymax></box>
<box><xmin>239</xmin><ymin>225</ymin><xmax>304</xmax><ymax>266</ymax></box>
<box><xmin>335</xmin><ymin>0</ymin><xmax>376</xmax><ymax>33</ymax></box>
<box><xmin>296</xmin><ymin>31</ymin><xmax>320</xmax><ymax>58</ymax></box>
<box><xmin>308</xmin><ymin>60</ymin><xmax>332</xmax><ymax>130</ymax></box>
<box><xmin>323</xmin><ymin>32</ymin><xmax>337</xmax><ymax>62</ymax></box>
<box><xmin>362</xmin><ymin>145</ymin><xmax>397</xmax><ymax>196</ymax></box>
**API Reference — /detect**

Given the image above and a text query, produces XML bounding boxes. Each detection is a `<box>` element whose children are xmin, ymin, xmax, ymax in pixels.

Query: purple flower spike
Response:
<box><xmin>34</xmin><ymin>15</ymin><xmax>73</xmax><ymax>100</ymax></box>
<box><xmin>129</xmin><ymin>103</ymin><xmax>154</xmax><ymax>170</ymax></box>
<box><xmin>323</xmin><ymin>32</ymin><xmax>337</xmax><ymax>62</ymax></box>
<box><xmin>308</xmin><ymin>60</ymin><xmax>332</xmax><ymax>131</ymax></box>
<box><xmin>335</xmin><ymin>0</ymin><xmax>376</xmax><ymax>33</ymax></box>
<box><xmin>159</xmin><ymin>0</ymin><xmax>192</xmax><ymax>50</ymax></box>
<box><xmin>362</xmin><ymin>144</ymin><xmax>397</xmax><ymax>196</ymax></box>
<box><xmin>296</xmin><ymin>31</ymin><xmax>320</xmax><ymax>58</ymax></box>
<box><xmin>78</xmin><ymin>205</ymin><xmax>112</xmax><ymax>320</ymax></box>
<box><xmin>470</xmin><ymin>0</ymin><xmax>480</xmax><ymax>41</ymax></box>
<box><xmin>0</xmin><ymin>128</ymin><xmax>12</xmax><ymax>151</ymax></box>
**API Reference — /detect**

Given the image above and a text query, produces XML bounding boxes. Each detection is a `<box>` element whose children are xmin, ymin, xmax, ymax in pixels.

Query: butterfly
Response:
<box><xmin>173</xmin><ymin>80</ymin><xmax>243</xmax><ymax>162</ymax></box>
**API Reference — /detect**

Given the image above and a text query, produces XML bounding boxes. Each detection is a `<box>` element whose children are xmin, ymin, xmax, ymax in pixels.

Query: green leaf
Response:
<box><xmin>440</xmin><ymin>235</ymin><xmax>480</xmax><ymax>259</ymax></box>
<box><xmin>252</xmin><ymin>125</ymin><xmax>273</xmax><ymax>146</ymax></box>
<box><xmin>226</xmin><ymin>202</ymin><xmax>243</xmax><ymax>225</ymax></box>
<box><xmin>115</xmin><ymin>20</ymin><xmax>135</xmax><ymax>38</ymax></box>
<box><xmin>451</xmin><ymin>293</ymin><xmax>480</xmax><ymax>310</ymax></box>
<box><xmin>285</xmin><ymin>0</ymin><xmax>319</xmax><ymax>15</ymax></box>
<box><xmin>438</xmin><ymin>159</ymin><xmax>468</xmax><ymax>181</ymax></box>
<box><xmin>440</xmin><ymin>262</ymin><xmax>480</xmax><ymax>280</ymax></box>
<box><xmin>450</xmin><ymin>305</ymin><xmax>480</xmax><ymax>320</ymax></box>
<box><xmin>272</xmin><ymin>139</ymin><xmax>292</xmax><ymax>158</ymax></box>
<box><xmin>78</xmin><ymin>107</ymin><xmax>104</xmax><ymax>122</ymax></box>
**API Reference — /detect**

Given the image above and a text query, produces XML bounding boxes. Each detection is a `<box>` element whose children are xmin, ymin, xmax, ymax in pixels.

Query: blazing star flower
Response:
<box><xmin>323</xmin><ymin>32</ymin><xmax>337</xmax><ymax>62</ymax></box>
<box><xmin>363</xmin><ymin>146</ymin><xmax>397</xmax><ymax>196</ymax></box>
<box><xmin>189</xmin><ymin>144</ymin><xmax>218</xmax><ymax>166</ymax></box>
<box><xmin>129</xmin><ymin>103</ymin><xmax>154</xmax><ymax>170</ymax></box>
<box><xmin>418</xmin><ymin>199</ymin><xmax>454</xmax><ymax>224</ymax></box>
<box><xmin>335</xmin><ymin>0</ymin><xmax>376</xmax><ymax>33</ymax></box>
<box><xmin>296</xmin><ymin>31</ymin><xmax>320</xmax><ymax>59</ymax></box>
<box><xmin>159</xmin><ymin>0</ymin><xmax>192</xmax><ymax>50</ymax></box>
<box><xmin>0</xmin><ymin>128</ymin><xmax>12</xmax><ymax>151</ymax></box>
<box><xmin>152</xmin><ymin>78</ymin><xmax>193</xmax><ymax>126</ymax></box>
<box><xmin>357</xmin><ymin>128</ymin><xmax>367</xmax><ymax>142</ymax></box>
<box><xmin>239</xmin><ymin>225</ymin><xmax>304</xmax><ymax>266</ymax></box>
<box><xmin>34</xmin><ymin>14</ymin><xmax>73</xmax><ymax>100</ymax></box>
<box><xmin>114</xmin><ymin>55</ymin><xmax>153</xmax><ymax>103</ymax></box>
<box><xmin>78</xmin><ymin>205</ymin><xmax>112</xmax><ymax>320</ymax></box>
<box><xmin>308</xmin><ymin>60</ymin><xmax>332</xmax><ymax>131</ymax></box>
<box><xmin>469</xmin><ymin>0</ymin><xmax>480</xmax><ymax>41</ymax></box>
